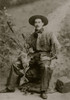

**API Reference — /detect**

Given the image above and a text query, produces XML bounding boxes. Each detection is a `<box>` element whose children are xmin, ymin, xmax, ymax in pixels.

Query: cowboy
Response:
<box><xmin>0</xmin><ymin>51</ymin><xmax>28</xmax><ymax>93</ymax></box>
<box><xmin>25</xmin><ymin>15</ymin><xmax>61</xmax><ymax>99</ymax></box>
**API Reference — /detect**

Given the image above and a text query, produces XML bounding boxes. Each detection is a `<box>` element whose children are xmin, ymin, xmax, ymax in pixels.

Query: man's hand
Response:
<box><xmin>29</xmin><ymin>48</ymin><xmax>34</xmax><ymax>53</ymax></box>
<box><xmin>41</xmin><ymin>55</ymin><xmax>57</xmax><ymax>61</ymax></box>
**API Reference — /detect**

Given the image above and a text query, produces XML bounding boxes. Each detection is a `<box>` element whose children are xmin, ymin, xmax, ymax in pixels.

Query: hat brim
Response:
<box><xmin>29</xmin><ymin>15</ymin><xmax>48</xmax><ymax>26</ymax></box>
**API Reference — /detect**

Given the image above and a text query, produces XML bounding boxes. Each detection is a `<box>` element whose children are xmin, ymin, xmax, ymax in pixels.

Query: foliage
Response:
<box><xmin>58</xmin><ymin>14</ymin><xmax>70</xmax><ymax>57</ymax></box>
<box><xmin>53</xmin><ymin>13</ymin><xmax>70</xmax><ymax>79</ymax></box>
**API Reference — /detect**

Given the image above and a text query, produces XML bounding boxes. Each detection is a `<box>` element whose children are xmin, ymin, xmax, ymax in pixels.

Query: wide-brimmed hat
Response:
<box><xmin>29</xmin><ymin>15</ymin><xmax>48</xmax><ymax>26</ymax></box>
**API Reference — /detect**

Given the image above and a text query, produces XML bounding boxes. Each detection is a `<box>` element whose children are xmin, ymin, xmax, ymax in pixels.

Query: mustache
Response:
<box><xmin>35</xmin><ymin>25</ymin><xmax>39</xmax><ymax>27</ymax></box>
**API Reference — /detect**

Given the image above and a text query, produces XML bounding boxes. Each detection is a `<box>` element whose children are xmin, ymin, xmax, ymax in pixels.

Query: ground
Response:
<box><xmin>0</xmin><ymin>0</ymin><xmax>70</xmax><ymax>99</ymax></box>
<box><xmin>0</xmin><ymin>90</ymin><xmax>70</xmax><ymax>100</ymax></box>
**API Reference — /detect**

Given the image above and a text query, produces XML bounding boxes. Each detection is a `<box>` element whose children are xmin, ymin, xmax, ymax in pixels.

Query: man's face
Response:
<box><xmin>34</xmin><ymin>18</ymin><xmax>44</xmax><ymax>30</ymax></box>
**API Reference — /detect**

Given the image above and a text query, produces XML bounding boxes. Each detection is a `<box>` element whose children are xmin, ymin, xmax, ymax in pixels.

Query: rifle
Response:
<box><xmin>7</xmin><ymin>21</ymin><xmax>23</xmax><ymax>50</ymax></box>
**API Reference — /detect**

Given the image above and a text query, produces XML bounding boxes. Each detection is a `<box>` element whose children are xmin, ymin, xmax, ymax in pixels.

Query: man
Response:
<box><xmin>25</xmin><ymin>15</ymin><xmax>61</xmax><ymax>99</ymax></box>
<box><xmin>0</xmin><ymin>51</ymin><xmax>28</xmax><ymax>92</ymax></box>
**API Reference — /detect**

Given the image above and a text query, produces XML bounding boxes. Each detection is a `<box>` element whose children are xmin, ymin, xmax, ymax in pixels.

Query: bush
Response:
<box><xmin>0</xmin><ymin>9</ymin><xmax>28</xmax><ymax>84</ymax></box>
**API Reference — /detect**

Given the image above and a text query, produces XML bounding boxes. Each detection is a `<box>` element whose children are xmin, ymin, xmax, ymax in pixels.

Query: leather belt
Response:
<box><xmin>34</xmin><ymin>50</ymin><xmax>50</xmax><ymax>53</ymax></box>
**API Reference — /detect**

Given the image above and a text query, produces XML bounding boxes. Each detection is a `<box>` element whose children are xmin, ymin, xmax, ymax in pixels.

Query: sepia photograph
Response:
<box><xmin>0</xmin><ymin>0</ymin><xmax>70</xmax><ymax>100</ymax></box>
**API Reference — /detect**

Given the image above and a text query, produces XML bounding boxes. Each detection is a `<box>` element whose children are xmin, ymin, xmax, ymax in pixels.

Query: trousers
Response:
<box><xmin>26</xmin><ymin>52</ymin><xmax>53</xmax><ymax>92</ymax></box>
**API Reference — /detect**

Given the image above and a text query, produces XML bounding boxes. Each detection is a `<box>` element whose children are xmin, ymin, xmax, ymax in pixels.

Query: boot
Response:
<box><xmin>40</xmin><ymin>92</ymin><xmax>48</xmax><ymax>99</ymax></box>
<box><xmin>0</xmin><ymin>88</ymin><xmax>15</xmax><ymax>93</ymax></box>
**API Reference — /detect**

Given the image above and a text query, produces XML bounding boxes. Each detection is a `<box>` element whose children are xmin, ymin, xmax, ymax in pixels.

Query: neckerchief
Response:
<box><xmin>34</xmin><ymin>28</ymin><xmax>44</xmax><ymax>38</ymax></box>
